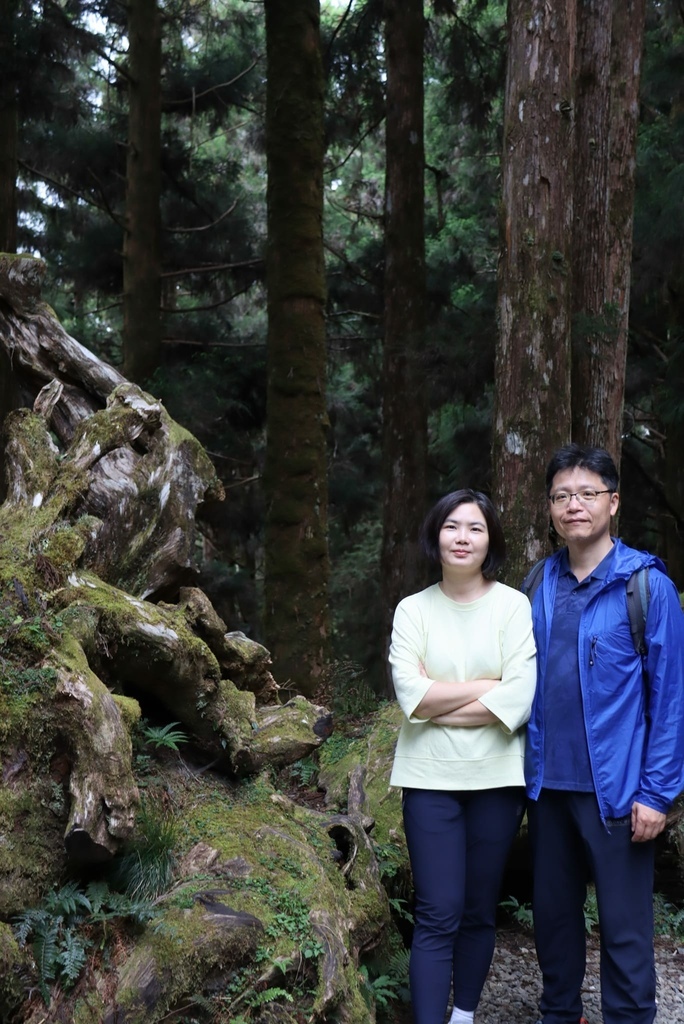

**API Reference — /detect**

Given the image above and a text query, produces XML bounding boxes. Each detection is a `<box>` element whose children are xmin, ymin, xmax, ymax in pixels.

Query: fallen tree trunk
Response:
<box><xmin>0</xmin><ymin>255</ymin><xmax>402</xmax><ymax>1024</ymax></box>
<box><xmin>0</xmin><ymin>256</ymin><xmax>331</xmax><ymax>868</ymax></box>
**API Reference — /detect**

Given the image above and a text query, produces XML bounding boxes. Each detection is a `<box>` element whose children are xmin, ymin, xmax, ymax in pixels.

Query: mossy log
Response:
<box><xmin>0</xmin><ymin>256</ymin><xmax>402</xmax><ymax>1023</ymax></box>
<box><xmin>0</xmin><ymin>255</ymin><xmax>331</xmax><ymax>871</ymax></box>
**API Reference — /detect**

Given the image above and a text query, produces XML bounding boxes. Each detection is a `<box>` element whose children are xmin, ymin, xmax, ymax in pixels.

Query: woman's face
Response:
<box><xmin>438</xmin><ymin>502</ymin><xmax>490</xmax><ymax>573</ymax></box>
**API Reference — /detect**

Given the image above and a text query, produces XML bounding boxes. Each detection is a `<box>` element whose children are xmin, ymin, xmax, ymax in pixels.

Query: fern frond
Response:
<box><xmin>44</xmin><ymin>881</ymin><xmax>91</xmax><ymax>918</ymax></box>
<box><xmin>56</xmin><ymin>929</ymin><xmax>90</xmax><ymax>987</ymax></box>
<box><xmin>247</xmin><ymin>986</ymin><xmax>293</xmax><ymax>1007</ymax></box>
<box><xmin>141</xmin><ymin>721</ymin><xmax>189</xmax><ymax>751</ymax></box>
<box><xmin>33</xmin><ymin>920</ymin><xmax>60</xmax><ymax>1003</ymax></box>
<box><xmin>85</xmin><ymin>880</ymin><xmax>110</xmax><ymax>915</ymax></box>
<box><xmin>13</xmin><ymin>907</ymin><xmax>49</xmax><ymax>946</ymax></box>
<box><xmin>387</xmin><ymin>946</ymin><xmax>411</xmax><ymax>981</ymax></box>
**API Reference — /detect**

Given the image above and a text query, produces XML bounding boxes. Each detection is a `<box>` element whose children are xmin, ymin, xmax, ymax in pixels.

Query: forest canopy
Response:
<box><xmin>1</xmin><ymin>0</ymin><xmax>683</xmax><ymax>687</ymax></box>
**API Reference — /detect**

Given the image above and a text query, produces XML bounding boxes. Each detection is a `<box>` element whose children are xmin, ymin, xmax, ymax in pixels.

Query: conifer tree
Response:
<box><xmin>379</xmin><ymin>0</ymin><xmax>427</xmax><ymax>691</ymax></box>
<box><xmin>122</xmin><ymin>0</ymin><xmax>162</xmax><ymax>384</ymax></box>
<box><xmin>263</xmin><ymin>0</ymin><xmax>329</xmax><ymax>694</ymax></box>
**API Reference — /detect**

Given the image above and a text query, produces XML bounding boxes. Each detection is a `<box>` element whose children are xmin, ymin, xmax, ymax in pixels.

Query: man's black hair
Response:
<box><xmin>545</xmin><ymin>443</ymin><xmax>619</xmax><ymax>496</ymax></box>
<box><xmin>420</xmin><ymin>488</ymin><xmax>506</xmax><ymax>581</ymax></box>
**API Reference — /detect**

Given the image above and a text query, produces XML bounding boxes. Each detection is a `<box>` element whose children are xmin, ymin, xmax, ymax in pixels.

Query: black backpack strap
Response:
<box><xmin>625</xmin><ymin>567</ymin><xmax>650</xmax><ymax>657</ymax></box>
<box><xmin>522</xmin><ymin>557</ymin><xmax>547</xmax><ymax>603</ymax></box>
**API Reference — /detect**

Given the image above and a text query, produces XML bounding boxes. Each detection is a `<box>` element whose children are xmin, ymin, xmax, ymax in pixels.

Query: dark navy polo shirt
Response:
<box><xmin>542</xmin><ymin>543</ymin><xmax>616</xmax><ymax>792</ymax></box>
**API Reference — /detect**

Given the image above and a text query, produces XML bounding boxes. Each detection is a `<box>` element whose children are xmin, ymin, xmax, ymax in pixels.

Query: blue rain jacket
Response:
<box><xmin>525</xmin><ymin>539</ymin><xmax>684</xmax><ymax>821</ymax></box>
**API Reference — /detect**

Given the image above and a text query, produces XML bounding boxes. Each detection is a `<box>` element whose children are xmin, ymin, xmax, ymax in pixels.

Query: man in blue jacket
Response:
<box><xmin>525</xmin><ymin>443</ymin><xmax>684</xmax><ymax>1024</ymax></box>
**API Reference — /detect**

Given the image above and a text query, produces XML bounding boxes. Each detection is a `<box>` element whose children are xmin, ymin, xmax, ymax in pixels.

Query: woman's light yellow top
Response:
<box><xmin>389</xmin><ymin>582</ymin><xmax>537</xmax><ymax>790</ymax></box>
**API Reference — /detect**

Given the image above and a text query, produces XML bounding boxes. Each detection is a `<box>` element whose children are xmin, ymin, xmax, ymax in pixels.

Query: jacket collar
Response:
<box><xmin>549</xmin><ymin>537</ymin><xmax>664</xmax><ymax>584</ymax></box>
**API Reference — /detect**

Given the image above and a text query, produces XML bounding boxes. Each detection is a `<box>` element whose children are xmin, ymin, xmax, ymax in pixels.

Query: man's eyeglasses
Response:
<box><xmin>548</xmin><ymin>489</ymin><xmax>613</xmax><ymax>507</ymax></box>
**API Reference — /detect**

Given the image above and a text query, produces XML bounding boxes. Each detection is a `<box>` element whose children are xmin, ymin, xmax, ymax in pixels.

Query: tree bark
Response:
<box><xmin>570</xmin><ymin>0</ymin><xmax>613</xmax><ymax>446</ymax></box>
<box><xmin>0</xmin><ymin>1</ymin><xmax>19</xmax><ymax>500</ymax></box>
<box><xmin>571</xmin><ymin>0</ymin><xmax>646</xmax><ymax>464</ymax></box>
<box><xmin>379</xmin><ymin>0</ymin><xmax>427</xmax><ymax>693</ymax></box>
<box><xmin>664</xmin><ymin>238</ymin><xmax>684</xmax><ymax>589</ymax></box>
<box><xmin>122</xmin><ymin>0</ymin><xmax>162</xmax><ymax>385</ymax></box>
<box><xmin>494</xmin><ymin>0</ymin><xmax>575</xmax><ymax>583</ymax></box>
<box><xmin>263</xmin><ymin>0</ymin><xmax>329</xmax><ymax>695</ymax></box>
<box><xmin>0</xmin><ymin>0</ymin><xmax>18</xmax><ymax>254</ymax></box>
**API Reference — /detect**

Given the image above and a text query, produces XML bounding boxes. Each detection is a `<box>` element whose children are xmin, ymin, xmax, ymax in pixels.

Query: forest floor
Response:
<box><xmin>384</xmin><ymin>926</ymin><xmax>684</xmax><ymax>1024</ymax></box>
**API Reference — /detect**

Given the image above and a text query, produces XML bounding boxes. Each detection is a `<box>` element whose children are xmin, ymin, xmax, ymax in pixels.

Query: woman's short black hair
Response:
<box><xmin>420</xmin><ymin>489</ymin><xmax>506</xmax><ymax>580</ymax></box>
<box><xmin>545</xmin><ymin>443</ymin><xmax>619</xmax><ymax>495</ymax></box>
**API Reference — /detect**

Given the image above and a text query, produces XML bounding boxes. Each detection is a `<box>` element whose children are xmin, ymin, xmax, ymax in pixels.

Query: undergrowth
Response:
<box><xmin>501</xmin><ymin>887</ymin><xmax>684</xmax><ymax>938</ymax></box>
<box><xmin>13</xmin><ymin>880</ymin><xmax>154</xmax><ymax>1004</ymax></box>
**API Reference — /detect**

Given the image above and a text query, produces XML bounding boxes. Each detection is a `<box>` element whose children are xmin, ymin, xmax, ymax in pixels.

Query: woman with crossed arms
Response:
<box><xmin>389</xmin><ymin>489</ymin><xmax>536</xmax><ymax>1024</ymax></box>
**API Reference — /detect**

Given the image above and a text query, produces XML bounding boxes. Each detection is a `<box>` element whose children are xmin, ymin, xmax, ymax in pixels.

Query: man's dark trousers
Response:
<box><xmin>528</xmin><ymin>789</ymin><xmax>656</xmax><ymax>1024</ymax></box>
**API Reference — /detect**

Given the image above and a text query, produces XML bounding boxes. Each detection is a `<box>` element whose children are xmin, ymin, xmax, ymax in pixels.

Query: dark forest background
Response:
<box><xmin>1</xmin><ymin>0</ymin><xmax>683</xmax><ymax>698</ymax></box>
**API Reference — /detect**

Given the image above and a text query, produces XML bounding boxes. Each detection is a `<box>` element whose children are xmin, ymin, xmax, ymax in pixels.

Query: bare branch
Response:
<box><xmin>168</xmin><ymin>200</ymin><xmax>238</xmax><ymax>234</ymax></box>
<box><xmin>164</xmin><ymin>58</ymin><xmax>262</xmax><ymax>106</ymax></box>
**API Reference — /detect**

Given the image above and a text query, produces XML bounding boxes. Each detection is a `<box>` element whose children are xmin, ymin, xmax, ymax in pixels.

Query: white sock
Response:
<box><xmin>449</xmin><ymin>1008</ymin><xmax>475</xmax><ymax>1024</ymax></box>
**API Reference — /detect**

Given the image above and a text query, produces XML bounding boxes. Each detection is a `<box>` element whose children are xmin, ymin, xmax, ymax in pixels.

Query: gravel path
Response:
<box><xmin>476</xmin><ymin>930</ymin><xmax>684</xmax><ymax>1023</ymax></box>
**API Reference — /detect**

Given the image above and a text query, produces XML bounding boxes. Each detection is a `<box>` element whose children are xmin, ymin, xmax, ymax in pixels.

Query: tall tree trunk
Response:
<box><xmin>664</xmin><ymin>337</ymin><xmax>684</xmax><ymax>591</ymax></box>
<box><xmin>379</xmin><ymin>0</ymin><xmax>427</xmax><ymax>693</ymax></box>
<box><xmin>663</xmin><ymin>87</ymin><xmax>684</xmax><ymax>590</ymax></box>
<box><xmin>0</xmin><ymin>0</ymin><xmax>18</xmax><ymax>254</ymax></box>
<box><xmin>0</xmin><ymin>0</ymin><xmax>19</xmax><ymax>501</ymax></box>
<box><xmin>570</xmin><ymin>0</ymin><xmax>612</xmax><ymax>447</ymax></box>
<box><xmin>571</xmin><ymin>0</ymin><xmax>646</xmax><ymax>465</ymax></box>
<box><xmin>604</xmin><ymin>0</ymin><xmax>646</xmax><ymax>463</ymax></box>
<box><xmin>122</xmin><ymin>0</ymin><xmax>162</xmax><ymax>385</ymax></box>
<box><xmin>493</xmin><ymin>0</ymin><xmax>575</xmax><ymax>584</ymax></box>
<box><xmin>263</xmin><ymin>0</ymin><xmax>329</xmax><ymax>696</ymax></box>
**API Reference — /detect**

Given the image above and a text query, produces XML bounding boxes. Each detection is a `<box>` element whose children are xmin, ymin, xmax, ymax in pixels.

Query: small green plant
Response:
<box><xmin>228</xmin><ymin>984</ymin><xmax>293</xmax><ymax>1022</ymax></box>
<box><xmin>243</xmin><ymin>880</ymin><xmax>325</xmax><ymax>964</ymax></box>
<box><xmin>359</xmin><ymin>965</ymin><xmax>404</xmax><ymax>1009</ymax></box>
<box><xmin>108</xmin><ymin>799</ymin><xmax>178</xmax><ymax>901</ymax></box>
<box><xmin>329</xmin><ymin>661</ymin><xmax>379</xmax><ymax>717</ymax></box>
<box><xmin>583</xmin><ymin>885</ymin><xmax>599</xmax><ymax>935</ymax></box>
<box><xmin>499</xmin><ymin>895</ymin><xmax>534</xmax><ymax>929</ymax></box>
<box><xmin>388</xmin><ymin>897</ymin><xmax>414</xmax><ymax>924</ymax></box>
<box><xmin>373</xmin><ymin>839</ymin><xmax>405</xmax><ymax>882</ymax></box>
<box><xmin>653</xmin><ymin>893</ymin><xmax>684</xmax><ymax>936</ymax></box>
<box><xmin>501</xmin><ymin>888</ymin><xmax>602</xmax><ymax>935</ymax></box>
<box><xmin>318</xmin><ymin>732</ymin><xmax>355</xmax><ymax>766</ymax></box>
<box><xmin>140</xmin><ymin>720</ymin><xmax>189</xmax><ymax>751</ymax></box>
<box><xmin>289</xmin><ymin>757</ymin><xmax>318</xmax><ymax>787</ymax></box>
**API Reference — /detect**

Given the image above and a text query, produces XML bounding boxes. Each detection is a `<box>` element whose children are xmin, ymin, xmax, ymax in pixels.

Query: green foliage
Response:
<box><xmin>499</xmin><ymin>894</ymin><xmax>534</xmax><ymax>930</ymax></box>
<box><xmin>288</xmin><ymin>757</ymin><xmax>319</xmax><ymax>788</ymax></box>
<box><xmin>325</xmin><ymin>660</ymin><xmax>380</xmax><ymax>717</ymax></box>
<box><xmin>227</xmin><ymin>985</ymin><xmax>293</xmax><ymax>1024</ymax></box>
<box><xmin>13</xmin><ymin>880</ymin><xmax>156</xmax><ymax>1005</ymax></box>
<box><xmin>653</xmin><ymin>893</ymin><xmax>684</xmax><ymax>937</ymax></box>
<box><xmin>500</xmin><ymin>885</ymin><xmax>608</xmax><ymax>936</ymax></box>
<box><xmin>583</xmin><ymin>885</ymin><xmax>599</xmax><ymax>935</ymax></box>
<box><xmin>140</xmin><ymin>720</ymin><xmax>189</xmax><ymax>752</ymax></box>
<box><xmin>258</xmin><ymin>853</ymin><xmax>304</xmax><ymax>880</ymax></box>
<box><xmin>246</xmin><ymin>985</ymin><xmax>293</xmax><ymax>1008</ymax></box>
<box><xmin>240</xmin><ymin>878</ymin><xmax>325</xmax><ymax>964</ymax></box>
<box><xmin>318</xmin><ymin>732</ymin><xmax>356</xmax><ymax>766</ymax></box>
<box><xmin>108</xmin><ymin>800</ymin><xmax>178</xmax><ymax>902</ymax></box>
<box><xmin>359</xmin><ymin>965</ymin><xmax>403</xmax><ymax>1009</ymax></box>
<box><xmin>373</xmin><ymin>840</ymin><xmax>407</xmax><ymax>885</ymax></box>
<box><xmin>387</xmin><ymin>897</ymin><xmax>413</xmax><ymax>924</ymax></box>
<box><xmin>359</xmin><ymin>945</ymin><xmax>411</xmax><ymax>1011</ymax></box>
<box><xmin>0</xmin><ymin>606</ymin><xmax>59</xmax><ymax>664</ymax></box>
<box><xmin>0</xmin><ymin>664</ymin><xmax>56</xmax><ymax>696</ymax></box>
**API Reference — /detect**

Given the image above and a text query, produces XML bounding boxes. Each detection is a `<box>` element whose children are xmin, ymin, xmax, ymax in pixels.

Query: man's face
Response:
<box><xmin>548</xmin><ymin>467</ymin><xmax>619</xmax><ymax>547</ymax></box>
